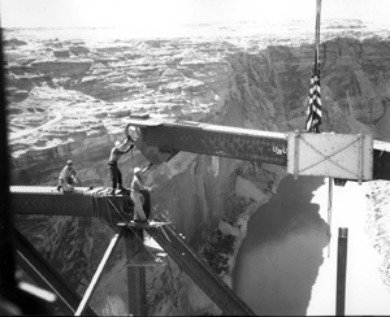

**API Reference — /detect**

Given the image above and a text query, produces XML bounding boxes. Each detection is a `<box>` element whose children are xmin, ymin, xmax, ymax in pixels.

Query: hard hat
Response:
<box><xmin>114</xmin><ymin>140</ymin><xmax>121</xmax><ymax>147</ymax></box>
<box><xmin>66</xmin><ymin>160</ymin><xmax>73</xmax><ymax>165</ymax></box>
<box><xmin>133</xmin><ymin>167</ymin><xmax>142</xmax><ymax>175</ymax></box>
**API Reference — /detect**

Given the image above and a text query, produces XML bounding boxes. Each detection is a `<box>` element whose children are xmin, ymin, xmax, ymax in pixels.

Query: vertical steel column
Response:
<box><xmin>125</xmin><ymin>228</ymin><xmax>146</xmax><ymax>316</ymax></box>
<box><xmin>336</xmin><ymin>227</ymin><xmax>348</xmax><ymax>316</ymax></box>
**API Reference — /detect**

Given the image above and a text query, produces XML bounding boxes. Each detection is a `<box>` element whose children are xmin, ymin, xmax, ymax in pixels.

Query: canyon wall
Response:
<box><xmin>6</xmin><ymin>33</ymin><xmax>390</xmax><ymax>314</ymax></box>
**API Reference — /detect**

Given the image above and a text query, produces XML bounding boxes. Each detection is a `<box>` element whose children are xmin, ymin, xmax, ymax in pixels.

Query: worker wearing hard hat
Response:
<box><xmin>108</xmin><ymin>136</ymin><xmax>134</xmax><ymax>195</ymax></box>
<box><xmin>131</xmin><ymin>166</ymin><xmax>154</xmax><ymax>222</ymax></box>
<box><xmin>57</xmin><ymin>160</ymin><xmax>81</xmax><ymax>192</ymax></box>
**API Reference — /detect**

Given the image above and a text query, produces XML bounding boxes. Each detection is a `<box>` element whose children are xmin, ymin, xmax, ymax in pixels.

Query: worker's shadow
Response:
<box><xmin>234</xmin><ymin>175</ymin><xmax>330</xmax><ymax>316</ymax></box>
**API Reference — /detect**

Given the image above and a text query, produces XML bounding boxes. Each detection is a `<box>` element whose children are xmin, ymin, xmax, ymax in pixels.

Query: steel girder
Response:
<box><xmin>127</xmin><ymin>118</ymin><xmax>390</xmax><ymax>181</ymax></box>
<box><xmin>129</xmin><ymin>119</ymin><xmax>288</xmax><ymax>166</ymax></box>
<box><xmin>10</xmin><ymin>186</ymin><xmax>133</xmax><ymax>219</ymax></box>
<box><xmin>14</xmin><ymin>229</ymin><xmax>96</xmax><ymax>315</ymax></box>
<box><xmin>146</xmin><ymin>225</ymin><xmax>255</xmax><ymax>316</ymax></box>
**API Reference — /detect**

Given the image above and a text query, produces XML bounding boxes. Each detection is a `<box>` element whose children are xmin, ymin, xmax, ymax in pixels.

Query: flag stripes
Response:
<box><xmin>306</xmin><ymin>66</ymin><xmax>322</xmax><ymax>132</ymax></box>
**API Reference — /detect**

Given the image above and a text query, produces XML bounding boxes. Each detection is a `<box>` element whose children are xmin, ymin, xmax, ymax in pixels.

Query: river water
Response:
<box><xmin>233</xmin><ymin>175</ymin><xmax>390</xmax><ymax>315</ymax></box>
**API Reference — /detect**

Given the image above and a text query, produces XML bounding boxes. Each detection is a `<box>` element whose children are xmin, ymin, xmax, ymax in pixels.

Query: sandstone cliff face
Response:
<box><xmin>222</xmin><ymin>38</ymin><xmax>390</xmax><ymax>139</ymax></box>
<box><xmin>5</xmin><ymin>28</ymin><xmax>390</xmax><ymax>315</ymax></box>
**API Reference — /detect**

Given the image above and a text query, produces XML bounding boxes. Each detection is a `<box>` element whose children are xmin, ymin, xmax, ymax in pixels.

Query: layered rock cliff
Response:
<box><xmin>5</xmin><ymin>25</ymin><xmax>390</xmax><ymax>315</ymax></box>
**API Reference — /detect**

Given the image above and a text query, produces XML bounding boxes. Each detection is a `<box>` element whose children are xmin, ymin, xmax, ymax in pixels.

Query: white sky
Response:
<box><xmin>0</xmin><ymin>0</ymin><xmax>389</xmax><ymax>28</ymax></box>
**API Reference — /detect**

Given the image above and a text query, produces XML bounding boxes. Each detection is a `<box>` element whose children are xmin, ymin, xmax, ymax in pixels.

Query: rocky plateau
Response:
<box><xmin>4</xmin><ymin>19</ymin><xmax>390</xmax><ymax>315</ymax></box>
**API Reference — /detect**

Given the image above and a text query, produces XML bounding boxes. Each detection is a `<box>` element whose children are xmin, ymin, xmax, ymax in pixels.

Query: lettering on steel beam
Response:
<box><xmin>272</xmin><ymin>145</ymin><xmax>287</xmax><ymax>155</ymax></box>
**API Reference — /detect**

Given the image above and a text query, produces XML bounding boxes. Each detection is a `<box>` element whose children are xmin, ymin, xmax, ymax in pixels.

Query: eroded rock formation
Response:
<box><xmin>5</xmin><ymin>25</ymin><xmax>390</xmax><ymax>314</ymax></box>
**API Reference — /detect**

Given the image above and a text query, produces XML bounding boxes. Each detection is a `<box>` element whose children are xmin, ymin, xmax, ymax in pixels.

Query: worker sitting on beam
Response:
<box><xmin>57</xmin><ymin>160</ymin><xmax>81</xmax><ymax>192</ymax></box>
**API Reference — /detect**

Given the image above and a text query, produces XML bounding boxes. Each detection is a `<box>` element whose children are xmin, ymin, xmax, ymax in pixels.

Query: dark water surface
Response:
<box><xmin>233</xmin><ymin>175</ymin><xmax>330</xmax><ymax>316</ymax></box>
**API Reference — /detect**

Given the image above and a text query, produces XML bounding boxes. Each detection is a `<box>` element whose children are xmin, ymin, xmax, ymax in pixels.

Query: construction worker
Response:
<box><xmin>108</xmin><ymin>137</ymin><xmax>134</xmax><ymax>195</ymax></box>
<box><xmin>131</xmin><ymin>166</ymin><xmax>153</xmax><ymax>222</ymax></box>
<box><xmin>57</xmin><ymin>160</ymin><xmax>81</xmax><ymax>192</ymax></box>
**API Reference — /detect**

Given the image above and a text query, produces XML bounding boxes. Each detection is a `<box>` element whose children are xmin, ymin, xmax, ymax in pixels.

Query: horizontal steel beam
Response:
<box><xmin>10</xmin><ymin>186</ymin><xmax>133</xmax><ymax>219</ymax></box>
<box><xmin>127</xmin><ymin>119</ymin><xmax>390</xmax><ymax>180</ymax></box>
<box><xmin>128</xmin><ymin>119</ymin><xmax>288</xmax><ymax>165</ymax></box>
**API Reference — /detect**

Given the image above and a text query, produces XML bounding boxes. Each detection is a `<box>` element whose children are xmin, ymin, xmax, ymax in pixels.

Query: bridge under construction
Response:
<box><xmin>6</xmin><ymin>116</ymin><xmax>390</xmax><ymax>315</ymax></box>
<box><xmin>2</xmin><ymin>0</ymin><xmax>390</xmax><ymax>312</ymax></box>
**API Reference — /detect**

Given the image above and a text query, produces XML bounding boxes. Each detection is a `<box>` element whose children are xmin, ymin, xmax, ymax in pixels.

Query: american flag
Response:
<box><xmin>306</xmin><ymin>63</ymin><xmax>322</xmax><ymax>132</ymax></box>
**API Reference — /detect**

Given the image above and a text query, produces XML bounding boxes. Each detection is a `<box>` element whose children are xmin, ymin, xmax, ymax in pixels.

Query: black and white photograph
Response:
<box><xmin>1</xmin><ymin>0</ymin><xmax>390</xmax><ymax>315</ymax></box>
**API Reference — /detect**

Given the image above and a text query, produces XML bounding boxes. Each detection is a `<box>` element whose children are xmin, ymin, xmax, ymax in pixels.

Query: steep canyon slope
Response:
<box><xmin>4</xmin><ymin>24</ymin><xmax>390</xmax><ymax>314</ymax></box>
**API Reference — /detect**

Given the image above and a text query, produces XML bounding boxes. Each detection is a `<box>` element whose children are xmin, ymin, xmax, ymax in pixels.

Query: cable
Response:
<box><xmin>107</xmin><ymin>198</ymin><xmax>127</xmax><ymax>222</ymax></box>
<box><xmin>105</xmin><ymin>199</ymin><xmax>114</xmax><ymax>228</ymax></box>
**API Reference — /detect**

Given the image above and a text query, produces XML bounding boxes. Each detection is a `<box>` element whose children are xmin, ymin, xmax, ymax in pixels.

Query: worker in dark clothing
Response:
<box><xmin>108</xmin><ymin>137</ymin><xmax>134</xmax><ymax>195</ymax></box>
<box><xmin>57</xmin><ymin>160</ymin><xmax>81</xmax><ymax>192</ymax></box>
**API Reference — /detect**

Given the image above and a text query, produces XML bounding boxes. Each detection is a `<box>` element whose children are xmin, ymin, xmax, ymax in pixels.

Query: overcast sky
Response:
<box><xmin>1</xmin><ymin>0</ymin><xmax>389</xmax><ymax>28</ymax></box>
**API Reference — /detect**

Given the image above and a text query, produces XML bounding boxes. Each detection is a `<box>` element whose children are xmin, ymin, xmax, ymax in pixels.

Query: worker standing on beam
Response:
<box><xmin>57</xmin><ymin>160</ymin><xmax>81</xmax><ymax>192</ymax></box>
<box><xmin>108</xmin><ymin>136</ymin><xmax>134</xmax><ymax>195</ymax></box>
<box><xmin>131</xmin><ymin>166</ymin><xmax>153</xmax><ymax>222</ymax></box>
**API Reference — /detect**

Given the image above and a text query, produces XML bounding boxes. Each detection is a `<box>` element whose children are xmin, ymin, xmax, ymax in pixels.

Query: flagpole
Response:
<box><xmin>314</xmin><ymin>0</ymin><xmax>333</xmax><ymax>257</ymax></box>
<box><xmin>315</xmin><ymin>0</ymin><xmax>321</xmax><ymax>73</ymax></box>
<box><xmin>306</xmin><ymin>0</ymin><xmax>322</xmax><ymax>133</ymax></box>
